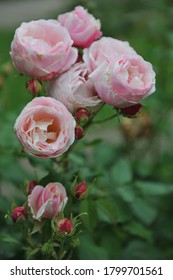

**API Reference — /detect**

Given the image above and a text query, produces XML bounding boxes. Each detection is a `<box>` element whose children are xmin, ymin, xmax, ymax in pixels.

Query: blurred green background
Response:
<box><xmin>1</xmin><ymin>0</ymin><xmax>173</xmax><ymax>260</ymax></box>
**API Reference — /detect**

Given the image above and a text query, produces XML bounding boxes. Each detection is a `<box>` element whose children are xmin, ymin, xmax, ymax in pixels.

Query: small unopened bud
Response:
<box><xmin>56</xmin><ymin>218</ymin><xmax>73</xmax><ymax>234</ymax></box>
<box><xmin>26</xmin><ymin>79</ymin><xmax>42</xmax><ymax>95</ymax></box>
<box><xmin>121</xmin><ymin>103</ymin><xmax>142</xmax><ymax>117</ymax></box>
<box><xmin>11</xmin><ymin>206</ymin><xmax>27</xmax><ymax>223</ymax></box>
<box><xmin>26</xmin><ymin>180</ymin><xmax>37</xmax><ymax>195</ymax></box>
<box><xmin>75</xmin><ymin>108</ymin><xmax>90</xmax><ymax>124</ymax></box>
<box><xmin>73</xmin><ymin>181</ymin><xmax>87</xmax><ymax>199</ymax></box>
<box><xmin>75</xmin><ymin>125</ymin><xmax>84</xmax><ymax>140</ymax></box>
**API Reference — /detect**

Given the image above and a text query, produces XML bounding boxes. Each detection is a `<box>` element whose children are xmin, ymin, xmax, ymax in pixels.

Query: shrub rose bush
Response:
<box><xmin>8</xmin><ymin>4</ymin><xmax>157</xmax><ymax>260</ymax></box>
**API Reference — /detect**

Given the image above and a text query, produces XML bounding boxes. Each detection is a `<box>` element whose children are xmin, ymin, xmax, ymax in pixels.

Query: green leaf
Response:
<box><xmin>26</xmin><ymin>247</ymin><xmax>40</xmax><ymax>259</ymax></box>
<box><xmin>85</xmin><ymin>139</ymin><xmax>103</xmax><ymax>146</ymax></box>
<box><xmin>111</xmin><ymin>159</ymin><xmax>133</xmax><ymax>185</ymax></box>
<box><xmin>79</xmin><ymin>233</ymin><xmax>108</xmax><ymax>260</ymax></box>
<box><xmin>123</xmin><ymin>221</ymin><xmax>153</xmax><ymax>243</ymax></box>
<box><xmin>94</xmin><ymin>143</ymin><xmax>115</xmax><ymax>168</ymax></box>
<box><xmin>31</xmin><ymin>219</ymin><xmax>46</xmax><ymax>235</ymax></box>
<box><xmin>69</xmin><ymin>153</ymin><xmax>85</xmax><ymax>165</ymax></box>
<box><xmin>130</xmin><ymin>198</ymin><xmax>158</xmax><ymax>225</ymax></box>
<box><xmin>116</xmin><ymin>185</ymin><xmax>135</xmax><ymax>203</ymax></box>
<box><xmin>123</xmin><ymin>240</ymin><xmax>163</xmax><ymax>260</ymax></box>
<box><xmin>96</xmin><ymin>198</ymin><xmax>117</xmax><ymax>224</ymax></box>
<box><xmin>115</xmin><ymin>200</ymin><xmax>133</xmax><ymax>223</ymax></box>
<box><xmin>0</xmin><ymin>197</ymin><xmax>10</xmax><ymax>212</ymax></box>
<box><xmin>79</xmin><ymin>200</ymin><xmax>98</xmax><ymax>231</ymax></box>
<box><xmin>99</xmin><ymin>229</ymin><xmax>122</xmax><ymax>259</ymax></box>
<box><xmin>135</xmin><ymin>181</ymin><xmax>173</xmax><ymax>196</ymax></box>
<box><xmin>0</xmin><ymin>234</ymin><xmax>20</xmax><ymax>245</ymax></box>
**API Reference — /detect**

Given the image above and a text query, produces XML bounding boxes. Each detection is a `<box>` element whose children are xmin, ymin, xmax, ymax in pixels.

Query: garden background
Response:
<box><xmin>1</xmin><ymin>0</ymin><xmax>173</xmax><ymax>260</ymax></box>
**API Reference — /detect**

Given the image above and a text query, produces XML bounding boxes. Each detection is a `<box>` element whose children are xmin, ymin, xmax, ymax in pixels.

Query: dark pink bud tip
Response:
<box><xmin>75</xmin><ymin>125</ymin><xmax>84</xmax><ymax>140</ymax></box>
<box><xmin>75</xmin><ymin>108</ymin><xmax>90</xmax><ymax>123</ymax></box>
<box><xmin>11</xmin><ymin>206</ymin><xmax>27</xmax><ymax>223</ymax></box>
<box><xmin>121</xmin><ymin>103</ymin><xmax>142</xmax><ymax>116</ymax></box>
<box><xmin>73</xmin><ymin>181</ymin><xmax>87</xmax><ymax>199</ymax></box>
<box><xmin>26</xmin><ymin>180</ymin><xmax>37</xmax><ymax>195</ymax></box>
<box><xmin>57</xmin><ymin>218</ymin><xmax>73</xmax><ymax>233</ymax></box>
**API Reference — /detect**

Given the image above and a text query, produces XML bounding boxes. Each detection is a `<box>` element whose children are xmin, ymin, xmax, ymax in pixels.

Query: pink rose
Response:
<box><xmin>28</xmin><ymin>183</ymin><xmax>68</xmax><ymax>221</ymax></box>
<box><xmin>10</xmin><ymin>19</ymin><xmax>77</xmax><ymax>80</ymax></box>
<box><xmin>14</xmin><ymin>97</ymin><xmax>76</xmax><ymax>158</ymax></box>
<box><xmin>58</xmin><ymin>6</ymin><xmax>102</xmax><ymax>48</ymax></box>
<box><xmin>46</xmin><ymin>63</ymin><xmax>102</xmax><ymax>113</ymax></box>
<box><xmin>83</xmin><ymin>37</ymin><xmax>137</xmax><ymax>73</ymax></box>
<box><xmin>90</xmin><ymin>55</ymin><xmax>156</xmax><ymax>108</ymax></box>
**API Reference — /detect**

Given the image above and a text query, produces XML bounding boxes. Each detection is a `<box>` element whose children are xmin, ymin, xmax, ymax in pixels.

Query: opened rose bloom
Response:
<box><xmin>28</xmin><ymin>182</ymin><xmax>68</xmax><ymax>221</ymax></box>
<box><xmin>90</xmin><ymin>55</ymin><xmax>156</xmax><ymax>108</ymax></box>
<box><xmin>10</xmin><ymin>19</ymin><xmax>77</xmax><ymax>80</ymax></box>
<box><xmin>83</xmin><ymin>36</ymin><xmax>137</xmax><ymax>73</ymax></box>
<box><xmin>14</xmin><ymin>97</ymin><xmax>76</xmax><ymax>158</ymax></box>
<box><xmin>46</xmin><ymin>62</ymin><xmax>102</xmax><ymax>113</ymax></box>
<box><xmin>58</xmin><ymin>6</ymin><xmax>102</xmax><ymax>48</ymax></box>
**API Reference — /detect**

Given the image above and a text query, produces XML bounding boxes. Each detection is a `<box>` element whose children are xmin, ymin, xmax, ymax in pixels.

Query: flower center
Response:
<box><xmin>24</xmin><ymin>111</ymin><xmax>60</xmax><ymax>146</ymax></box>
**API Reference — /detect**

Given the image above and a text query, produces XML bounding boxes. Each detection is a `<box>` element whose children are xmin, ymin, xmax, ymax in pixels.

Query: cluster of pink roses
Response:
<box><xmin>10</xmin><ymin>5</ymin><xmax>156</xmax><ymax>243</ymax></box>
<box><xmin>11</xmin><ymin>5</ymin><xmax>156</xmax><ymax>160</ymax></box>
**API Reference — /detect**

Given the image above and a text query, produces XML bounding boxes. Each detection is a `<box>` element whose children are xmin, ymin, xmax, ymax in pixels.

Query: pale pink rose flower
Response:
<box><xmin>28</xmin><ymin>183</ymin><xmax>68</xmax><ymax>221</ymax></box>
<box><xmin>83</xmin><ymin>36</ymin><xmax>137</xmax><ymax>73</ymax></box>
<box><xmin>90</xmin><ymin>55</ymin><xmax>156</xmax><ymax>108</ymax></box>
<box><xmin>14</xmin><ymin>97</ymin><xmax>76</xmax><ymax>158</ymax></box>
<box><xmin>10</xmin><ymin>19</ymin><xmax>77</xmax><ymax>80</ymax></box>
<box><xmin>58</xmin><ymin>6</ymin><xmax>102</xmax><ymax>48</ymax></box>
<box><xmin>46</xmin><ymin>63</ymin><xmax>102</xmax><ymax>113</ymax></box>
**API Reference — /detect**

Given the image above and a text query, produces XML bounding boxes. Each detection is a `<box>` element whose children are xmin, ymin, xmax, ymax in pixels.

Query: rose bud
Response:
<box><xmin>75</xmin><ymin>108</ymin><xmax>90</xmax><ymax>124</ymax></box>
<box><xmin>75</xmin><ymin>125</ymin><xmax>84</xmax><ymax>140</ymax></box>
<box><xmin>56</xmin><ymin>218</ymin><xmax>73</xmax><ymax>234</ymax></box>
<box><xmin>120</xmin><ymin>103</ymin><xmax>142</xmax><ymax>117</ymax></box>
<box><xmin>73</xmin><ymin>181</ymin><xmax>87</xmax><ymax>199</ymax></box>
<box><xmin>26</xmin><ymin>79</ymin><xmax>42</xmax><ymax>95</ymax></box>
<box><xmin>26</xmin><ymin>180</ymin><xmax>37</xmax><ymax>195</ymax></box>
<box><xmin>28</xmin><ymin>182</ymin><xmax>68</xmax><ymax>221</ymax></box>
<box><xmin>11</xmin><ymin>206</ymin><xmax>27</xmax><ymax>223</ymax></box>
